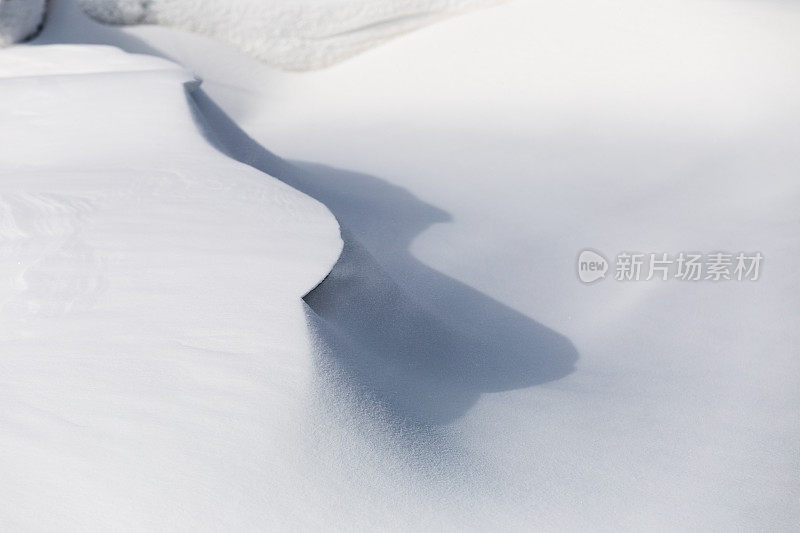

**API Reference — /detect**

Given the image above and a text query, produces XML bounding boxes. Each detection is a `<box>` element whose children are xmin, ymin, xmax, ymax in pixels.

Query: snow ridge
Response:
<box><xmin>0</xmin><ymin>45</ymin><xmax>344</xmax><ymax>530</ymax></box>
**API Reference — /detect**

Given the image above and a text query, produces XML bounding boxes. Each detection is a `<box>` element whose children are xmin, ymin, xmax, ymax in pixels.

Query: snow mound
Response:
<box><xmin>12</xmin><ymin>0</ymin><xmax>800</xmax><ymax>529</ymax></box>
<box><xmin>0</xmin><ymin>0</ymin><xmax>46</xmax><ymax>45</ymax></box>
<box><xmin>76</xmin><ymin>0</ymin><xmax>498</xmax><ymax>69</ymax></box>
<box><xmin>0</xmin><ymin>44</ymin><xmax>344</xmax><ymax>530</ymax></box>
<box><xmin>129</xmin><ymin>0</ymin><xmax>800</xmax><ymax>528</ymax></box>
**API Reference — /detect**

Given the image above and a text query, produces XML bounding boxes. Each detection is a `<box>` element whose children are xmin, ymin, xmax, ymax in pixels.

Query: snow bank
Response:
<box><xmin>0</xmin><ymin>44</ymin><xmax>343</xmax><ymax>530</ymax></box>
<box><xmin>15</xmin><ymin>0</ymin><xmax>800</xmax><ymax>529</ymax></box>
<box><xmin>0</xmin><ymin>0</ymin><xmax>46</xmax><ymax>45</ymax></box>
<box><xmin>90</xmin><ymin>0</ymin><xmax>798</xmax><ymax>529</ymax></box>
<box><xmin>76</xmin><ymin>0</ymin><xmax>497</xmax><ymax>69</ymax></box>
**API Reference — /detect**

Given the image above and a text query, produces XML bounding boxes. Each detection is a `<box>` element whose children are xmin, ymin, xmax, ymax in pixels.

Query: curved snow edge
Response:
<box><xmin>184</xmin><ymin>81</ymin><xmax>344</xmax><ymax>299</ymax></box>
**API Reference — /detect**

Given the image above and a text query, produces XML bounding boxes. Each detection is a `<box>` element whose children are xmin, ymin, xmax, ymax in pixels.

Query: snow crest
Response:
<box><xmin>0</xmin><ymin>45</ymin><xmax>344</xmax><ymax>530</ymax></box>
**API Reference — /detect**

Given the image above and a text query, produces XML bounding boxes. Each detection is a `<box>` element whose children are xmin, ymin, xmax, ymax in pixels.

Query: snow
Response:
<box><xmin>3</xmin><ymin>0</ymin><xmax>800</xmax><ymax>529</ymax></box>
<box><xmin>0</xmin><ymin>44</ymin><xmax>343</xmax><ymax>530</ymax></box>
<box><xmin>0</xmin><ymin>0</ymin><xmax>46</xmax><ymax>45</ymax></box>
<box><xmin>76</xmin><ymin>0</ymin><xmax>498</xmax><ymax>70</ymax></box>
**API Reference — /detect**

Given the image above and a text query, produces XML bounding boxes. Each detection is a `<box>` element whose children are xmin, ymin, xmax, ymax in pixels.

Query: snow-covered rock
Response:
<box><xmin>76</xmin><ymin>0</ymin><xmax>497</xmax><ymax>69</ymax></box>
<box><xmin>0</xmin><ymin>0</ymin><xmax>46</xmax><ymax>45</ymax></box>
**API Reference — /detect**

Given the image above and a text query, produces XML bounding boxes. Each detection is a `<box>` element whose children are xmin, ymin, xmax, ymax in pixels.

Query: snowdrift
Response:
<box><xmin>75</xmin><ymin>0</ymin><xmax>797</xmax><ymax>529</ymax></box>
<box><xmin>2</xmin><ymin>0</ymin><xmax>798</xmax><ymax>529</ymax></box>
<box><xmin>0</xmin><ymin>44</ymin><xmax>344</xmax><ymax>530</ymax></box>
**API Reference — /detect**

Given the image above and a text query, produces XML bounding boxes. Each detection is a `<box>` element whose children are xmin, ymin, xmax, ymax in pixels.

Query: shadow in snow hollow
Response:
<box><xmin>31</xmin><ymin>0</ymin><xmax>579</xmax><ymax>431</ymax></box>
<box><xmin>190</xmin><ymin>90</ymin><xmax>579</xmax><ymax>430</ymax></box>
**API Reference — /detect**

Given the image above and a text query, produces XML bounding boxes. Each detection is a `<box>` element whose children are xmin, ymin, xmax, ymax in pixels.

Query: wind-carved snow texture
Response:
<box><xmin>0</xmin><ymin>45</ymin><xmax>344</xmax><ymax>530</ymax></box>
<box><xmin>0</xmin><ymin>0</ymin><xmax>46</xmax><ymax>45</ymax></box>
<box><xmin>76</xmin><ymin>0</ymin><xmax>498</xmax><ymax>69</ymax></box>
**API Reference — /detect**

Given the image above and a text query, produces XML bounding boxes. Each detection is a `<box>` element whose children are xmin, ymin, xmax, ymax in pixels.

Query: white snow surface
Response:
<box><xmin>76</xmin><ymin>0</ymin><xmax>498</xmax><ymax>70</ymax></box>
<box><xmin>0</xmin><ymin>44</ymin><xmax>343</xmax><ymax>530</ymax></box>
<box><xmin>0</xmin><ymin>0</ymin><xmax>46</xmax><ymax>45</ymax></box>
<box><xmin>2</xmin><ymin>0</ymin><xmax>799</xmax><ymax>530</ymax></box>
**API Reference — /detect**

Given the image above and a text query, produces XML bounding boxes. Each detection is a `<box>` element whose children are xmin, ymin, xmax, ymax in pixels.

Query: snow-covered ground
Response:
<box><xmin>2</xmin><ymin>0</ymin><xmax>800</xmax><ymax>530</ymax></box>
